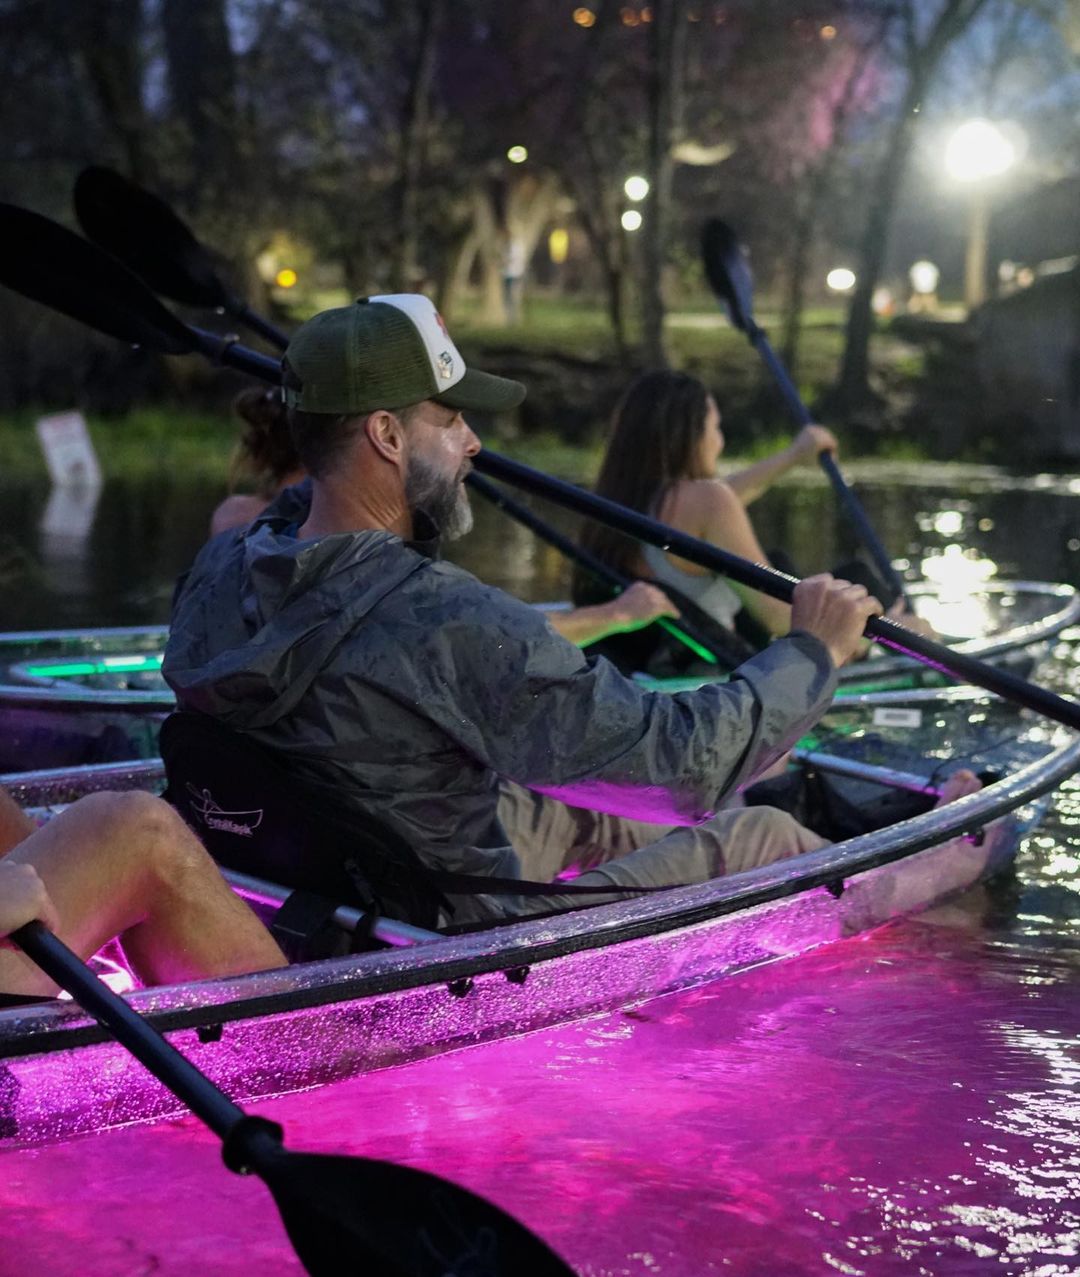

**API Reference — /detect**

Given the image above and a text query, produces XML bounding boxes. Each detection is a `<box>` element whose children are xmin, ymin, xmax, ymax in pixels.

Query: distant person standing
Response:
<box><xmin>502</xmin><ymin>237</ymin><xmax>528</xmax><ymax>324</ymax></box>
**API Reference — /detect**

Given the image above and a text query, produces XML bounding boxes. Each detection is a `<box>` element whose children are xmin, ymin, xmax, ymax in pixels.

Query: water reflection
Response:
<box><xmin>37</xmin><ymin>483</ymin><xmax>103</xmax><ymax>607</ymax></box>
<box><xmin>2</xmin><ymin>462</ymin><xmax>1080</xmax><ymax>631</ymax></box>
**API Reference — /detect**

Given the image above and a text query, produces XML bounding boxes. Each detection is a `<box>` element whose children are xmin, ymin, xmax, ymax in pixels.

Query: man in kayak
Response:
<box><xmin>162</xmin><ymin>295</ymin><xmax>903</xmax><ymax>926</ymax></box>
<box><xmin>0</xmin><ymin>785</ymin><xmax>285</xmax><ymax>999</ymax></box>
<box><xmin>208</xmin><ymin>386</ymin><xmax>680</xmax><ymax>649</ymax></box>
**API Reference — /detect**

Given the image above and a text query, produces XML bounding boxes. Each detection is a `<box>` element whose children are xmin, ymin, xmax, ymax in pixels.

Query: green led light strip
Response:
<box><xmin>23</xmin><ymin>654</ymin><xmax>164</xmax><ymax>678</ymax></box>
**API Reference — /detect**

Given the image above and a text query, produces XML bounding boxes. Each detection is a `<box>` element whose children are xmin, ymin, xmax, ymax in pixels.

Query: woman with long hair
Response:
<box><xmin>573</xmin><ymin>370</ymin><xmax>894</xmax><ymax>668</ymax></box>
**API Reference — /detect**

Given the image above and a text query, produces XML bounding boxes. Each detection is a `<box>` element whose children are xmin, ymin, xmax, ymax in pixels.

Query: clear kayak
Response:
<box><xmin>1</xmin><ymin>687</ymin><xmax>1074</xmax><ymax>1149</ymax></box>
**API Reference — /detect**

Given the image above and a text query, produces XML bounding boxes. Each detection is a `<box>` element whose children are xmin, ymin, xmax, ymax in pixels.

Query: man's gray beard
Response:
<box><xmin>404</xmin><ymin>457</ymin><xmax>474</xmax><ymax>542</ymax></box>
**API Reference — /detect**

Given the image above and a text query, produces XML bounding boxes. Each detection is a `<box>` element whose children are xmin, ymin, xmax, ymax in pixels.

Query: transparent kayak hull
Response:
<box><xmin>2</xmin><ymin>688</ymin><xmax>1075</xmax><ymax>1148</ymax></box>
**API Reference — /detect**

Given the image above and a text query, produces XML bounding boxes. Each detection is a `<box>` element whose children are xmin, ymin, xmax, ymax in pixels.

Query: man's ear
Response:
<box><xmin>364</xmin><ymin>410</ymin><xmax>406</xmax><ymax>467</ymax></box>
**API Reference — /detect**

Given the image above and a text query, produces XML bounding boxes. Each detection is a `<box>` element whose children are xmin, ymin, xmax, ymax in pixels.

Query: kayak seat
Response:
<box><xmin>160</xmin><ymin>711</ymin><xmax>685</xmax><ymax>939</ymax></box>
<box><xmin>159</xmin><ymin>710</ymin><xmax>453</xmax><ymax>934</ymax></box>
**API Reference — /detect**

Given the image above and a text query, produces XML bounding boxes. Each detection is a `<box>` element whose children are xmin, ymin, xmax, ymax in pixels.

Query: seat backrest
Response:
<box><xmin>159</xmin><ymin>710</ymin><xmax>449</xmax><ymax>928</ymax></box>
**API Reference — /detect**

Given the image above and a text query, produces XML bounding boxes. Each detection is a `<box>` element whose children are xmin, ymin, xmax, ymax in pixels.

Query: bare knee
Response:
<box><xmin>132</xmin><ymin>796</ymin><xmax>212</xmax><ymax>891</ymax></box>
<box><xmin>85</xmin><ymin>791</ymin><xmax>209</xmax><ymax>889</ymax></box>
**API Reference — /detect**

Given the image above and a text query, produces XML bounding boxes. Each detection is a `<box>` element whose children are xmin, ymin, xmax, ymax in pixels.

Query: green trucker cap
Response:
<box><xmin>283</xmin><ymin>294</ymin><xmax>526</xmax><ymax>415</ymax></box>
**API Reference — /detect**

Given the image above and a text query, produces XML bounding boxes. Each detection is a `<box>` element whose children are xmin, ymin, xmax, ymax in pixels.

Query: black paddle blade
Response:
<box><xmin>0</xmin><ymin>203</ymin><xmax>196</xmax><ymax>356</ymax></box>
<box><xmin>74</xmin><ymin>166</ymin><xmax>235</xmax><ymax>311</ymax></box>
<box><xmin>701</xmin><ymin>218</ymin><xmax>754</xmax><ymax>332</ymax></box>
<box><xmin>253</xmin><ymin>1144</ymin><xmax>575</xmax><ymax>1277</ymax></box>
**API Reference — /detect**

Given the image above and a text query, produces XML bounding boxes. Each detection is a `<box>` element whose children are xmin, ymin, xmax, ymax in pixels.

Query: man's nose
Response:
<box><xmin>463</xmin><ymin>422</ymin><xmax>482</xmax><ymax>455</ymax></box>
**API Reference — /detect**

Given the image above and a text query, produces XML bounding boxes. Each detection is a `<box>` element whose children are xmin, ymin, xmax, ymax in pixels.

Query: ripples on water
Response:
<box><xmin>1</xmin><ymin>466</ymin><xmax>1078</xmax><ymax>1274</ymax></box>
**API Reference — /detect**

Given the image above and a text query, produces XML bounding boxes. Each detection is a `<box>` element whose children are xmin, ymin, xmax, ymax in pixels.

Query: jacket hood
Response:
<box><xmin>164</xmin><ymin>482</ymin><xmax>429</xmax><ymax>729</ymax></box>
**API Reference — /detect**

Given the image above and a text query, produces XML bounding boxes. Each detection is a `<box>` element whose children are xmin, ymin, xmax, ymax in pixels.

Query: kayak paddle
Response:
<box><xmin>74</xmin><ymin>166</ymin><xmax>289</xmax><ymax>350</ymax></box>
<box><xmin>3</xmin><ymin>201</ymin><xmax>1080</xmax><ymax>732</ymax></box>
<box><xmin>12</xmin><ymin>920</ymin><xmax>574</xmax><ymax>1277</ymax></box>
<box><xmin>0</xmin><ymin>203</ymin><xmax>279</xmax><ymax>382</ymax></box>
<box><xmin>701</xmin><ymin>217</ymin><xmax>910</xmax><ymax>608</ymax></box>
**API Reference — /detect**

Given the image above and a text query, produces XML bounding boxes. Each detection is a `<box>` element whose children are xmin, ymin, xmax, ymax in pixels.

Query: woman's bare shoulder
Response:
<box><xmin>209</xmin><ymin>493</ymin><xmax>268</xmax><ymax>538</ymax></box>
<box><xmin>673</xmin><ymin>477</ymin><xmax>740</xmax><ymax>513</ymax></box>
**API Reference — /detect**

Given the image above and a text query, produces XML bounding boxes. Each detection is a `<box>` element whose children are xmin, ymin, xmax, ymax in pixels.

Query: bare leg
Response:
<box><xmin>0</xmin><ymin>786</ymin><xmax>34</xmax><ymax>855</ymax></box>
<box><xmin>0</xmin><ymin>791</ymin><xmax>285</xmax><ymax>997</ymax></box>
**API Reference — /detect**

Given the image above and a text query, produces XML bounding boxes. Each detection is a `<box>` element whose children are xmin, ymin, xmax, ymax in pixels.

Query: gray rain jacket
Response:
<box><xmin>164</xmin><ymin>482</ymin><xmax>838</xmax><ymax>883</ymax></box>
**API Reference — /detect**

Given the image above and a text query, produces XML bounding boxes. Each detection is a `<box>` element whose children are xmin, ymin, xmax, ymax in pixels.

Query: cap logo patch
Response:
<box><xmin>437</xmin><ymin>350</ymin><xmax>455</xmax><ymax>379</ymax></box>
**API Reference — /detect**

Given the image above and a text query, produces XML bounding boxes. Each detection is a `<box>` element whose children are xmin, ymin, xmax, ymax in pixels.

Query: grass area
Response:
<box><xmin>454</xmin><ymin>295</ymin><xmax>847</xmax><ymax>366</ymax></box>
<box><xmin>0</xmin><ymin>408</ymin><xmax>235</xmax><ymax>478</ymax></box>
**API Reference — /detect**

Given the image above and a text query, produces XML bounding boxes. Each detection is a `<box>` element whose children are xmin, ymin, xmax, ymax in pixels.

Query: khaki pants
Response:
<box><xmin>449</xmin><ymin>783</ymin><xmax>828</xmax><ymax>924</ymax></box>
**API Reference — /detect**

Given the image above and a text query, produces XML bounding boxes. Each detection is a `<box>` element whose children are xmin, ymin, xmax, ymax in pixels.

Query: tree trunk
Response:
<box><xmin>780</xmin><ymin>199</ymin><xmax>816</xmax><ymax>374</ymax></box>
<box><xmin>162</xmin><ymin>0</ymin><xmax>239</xmax><ymax>214</ymax></box>
<box><xmin>779</xmin><ymin>26</ymin><xmax>884</xmax><ymax>375</ymax></box>
<box><xmin>436</xmin><ymin>229</ymin><xmax>481</xmax><ymax>321</ymax></box>
<box><xmin>563</xmin><ymin>145</ymin><xmax>630</xmax><ymax>361</ymax></box>
<box><xmin>833</xmin><ymin>0</ymin><xmax>990</xmax><ymax>411</ymax></box>
<box><xmin>641</xmin><ymin>0</ymin><xmax>687</xmax><ymax>369</ymax></box>
<box><xmin>77</xmin><ymin>0</ymin><xmax>152</xmax><ymax>184</ymax></box>
<box><xmin>393</xmin><ymin>0</ymin><xmax>444</xmax><ymax>292</ymax></box>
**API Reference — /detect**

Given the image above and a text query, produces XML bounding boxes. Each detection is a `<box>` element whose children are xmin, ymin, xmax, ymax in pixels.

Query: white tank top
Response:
<box><xmin>640</xmin><ymin>543</ymin><xmax>742</xmax><ymax>630</ymax></box>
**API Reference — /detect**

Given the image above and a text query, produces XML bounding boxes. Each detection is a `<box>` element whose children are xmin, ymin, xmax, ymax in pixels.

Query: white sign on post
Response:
<box><xmin>35</xmin><ymin>411</ymin><xmax>102</xmax><ymax>488</ymax></box>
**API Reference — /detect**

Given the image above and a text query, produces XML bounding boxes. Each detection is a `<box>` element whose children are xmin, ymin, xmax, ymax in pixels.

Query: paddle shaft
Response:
<box><xmin>12</xmin><ymin>921</ymin><xmax>245</xmax><ymax>1140</ymax></box>
<box><xmin>793</xmin><ymin>748</ymin><xmax>939</xmax><ymax>797</ymax></box>
<box><xmin>188</xmin><ymin>324</ymin><xmax>281</xmax><ymax>381</ymax></box>
<box><xmin>744</xmin><ymin>319</ymin><xmax>909</xmax><ymax>606</ymax></box>
<box><xmin>233</xmin><ymin>301</ymin><xmax>289</xmax><ymax>351</ymax></box>
<box><xmin>472</xmin><ymin>448</ymin><xmax>1080</xmax><ymax>732</ymax></box>
<box><xmin>467</xmin><ymin>472</ymin><xmax>719</xmax><ymax>664</ymax></box>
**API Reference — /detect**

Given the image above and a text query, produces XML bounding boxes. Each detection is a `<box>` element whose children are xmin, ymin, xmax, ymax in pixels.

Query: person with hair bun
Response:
<box><xmin>209</xmin><ymin>388</ymin><xmax>306</xmax><ymax>538</ymax></box>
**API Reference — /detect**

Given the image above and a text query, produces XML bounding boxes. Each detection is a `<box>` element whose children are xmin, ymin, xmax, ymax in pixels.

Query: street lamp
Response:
<box><xmin>624</xmin><ymin>175</ymin><xmax>649</xmax><ymax>202</ymax></box>
<box><xmin>945</xmin><ymin>119</ymin><xmax>1018</xmax><ymax>309</ymax></box>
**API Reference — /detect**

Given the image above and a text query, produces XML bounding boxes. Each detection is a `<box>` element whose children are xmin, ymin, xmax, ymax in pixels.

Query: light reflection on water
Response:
<box><xmin>246</xmin><ymin>891</ymin><xmax>1078</xmax><ymax>1277</ymax></box>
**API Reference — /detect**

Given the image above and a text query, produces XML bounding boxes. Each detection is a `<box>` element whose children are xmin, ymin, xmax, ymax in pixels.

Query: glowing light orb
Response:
<box><xmin>274</xmin><ymin>268</ymin><xmax>298</xmax><ymax>289</ymax></box>
<box><xmin>507</xmin><ymin>145</ymin><xmax>529</xmax><ymax>164</ymax></box>
<box><xmin>909</xmin><ymin>260</ymin><xmax>940</xmax><ymax>294</ymax></box>
<box><xmin>621</xmin><ymin>209</ymin><xmax>643</xmax><ymax>232</ymax></box>
<box><xmin>945</xmin><ymin>120</ymin><xmax>1016</xmax><ymax>182</ymax></box>
<box><xmin>826</xmin><ymin>267</ymin><xmax>856</xmax><ymax>292</ymax></box>
<box><xmin>624</xmin><ymin>175</ymin><xmax>650</xmax><ymax>202</ymax></box>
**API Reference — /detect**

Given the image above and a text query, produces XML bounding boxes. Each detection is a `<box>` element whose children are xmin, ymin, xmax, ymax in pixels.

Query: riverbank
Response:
<box><xmin>0</xmin><ymin>407</ymin><xmax>933</xmax><ymax>488</ymax></box>
<box><xmin>0</xmin><ymin>300</ymin><xmax>937</xmax><ymax>477</ymax></box>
